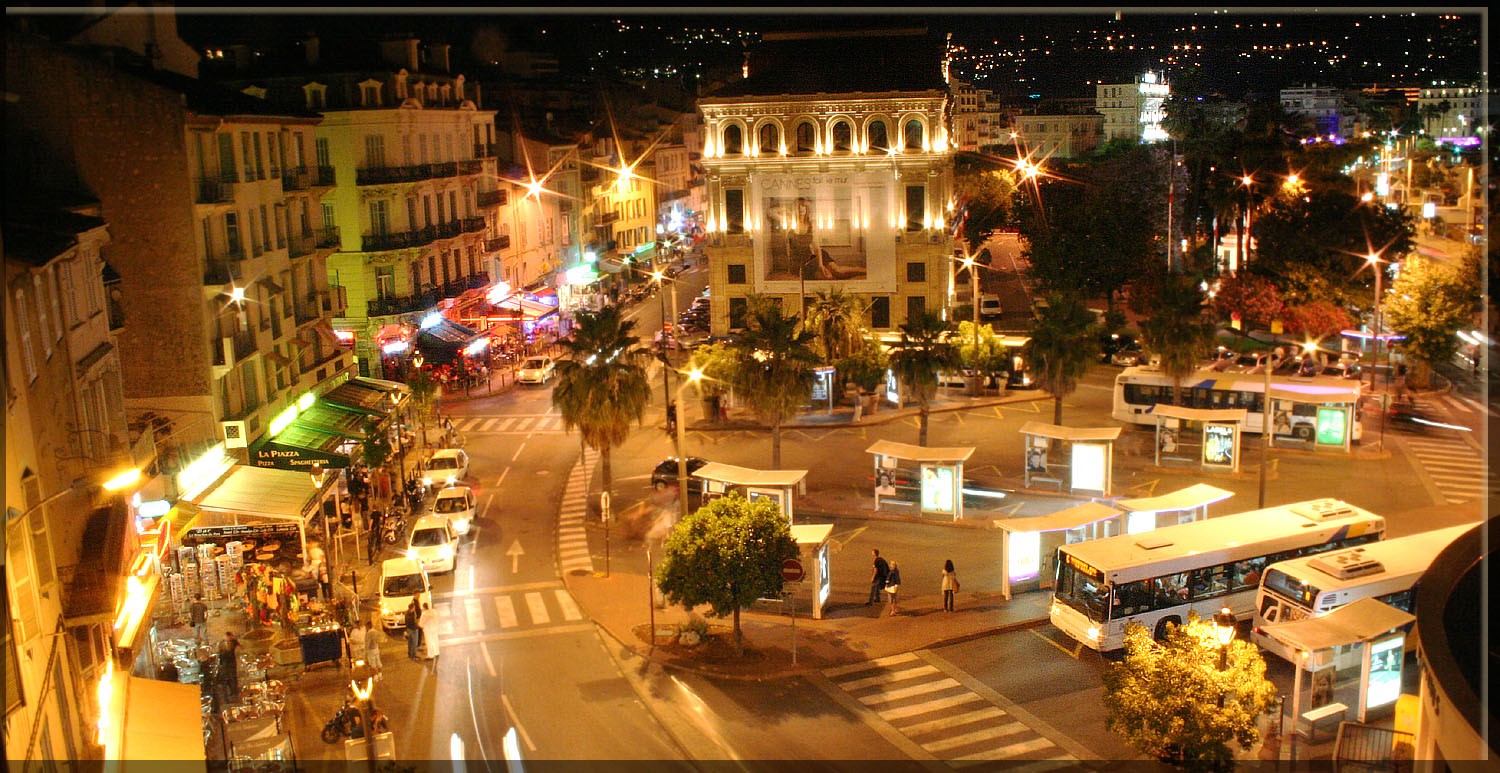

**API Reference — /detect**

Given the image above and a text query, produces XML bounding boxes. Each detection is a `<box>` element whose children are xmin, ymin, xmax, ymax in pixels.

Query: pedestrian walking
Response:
<box><xmin>367</xmin><ymin>512</ymin><xmax>383</xmax><ymax>565</ymax></box>
<box><xmin>316</xmin><ymin>560</ymin><xmax>333</xmax><ymax>603</ymax></box>
<box><xmin>362</xmin><ymin>620</ymin><xmax>383</xmax><ymax>677</ymax></box>
<box><xmin>216</xmin><ymin>631</ymin><xmax>240</xmax><ymax>700</ymax></box>
<box><xmin>884</xmin><ymin>562</ymin><xmax>902</xmax><ymax>616</ymax></box>
<box><xmin>347</xmin><ymin>617</ymin><xmax>367</xmax><ymax>664</ymax></box>
<box><xmin>941</xmin><ymin>559</ymin><xmax>960</xmax><ymax>612</ymax></box>
<box><xmin>418</xmin><ymin>602</ymin><xmax>440</xmax><ymax>660</ymax></box>
<box><xmin>404</xmin><ymin>598</ymin><xmax>422</xmax><ymax>660</ymax></box>
<box><xmin>188</xmin><ymin>594</ymin><xmax>209</xmax><ymax>642</ymax></box>
<box><xmin>869</xmin><ymin>549</ymin><xmax>890</xmax><ymax>606</ymax></box>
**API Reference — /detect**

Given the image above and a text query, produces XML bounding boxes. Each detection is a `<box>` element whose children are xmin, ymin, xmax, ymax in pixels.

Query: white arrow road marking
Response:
<box><xmin>506</xmin><ymin>539</ymin><xmax>525</xmax><ymax>574</ymax></box>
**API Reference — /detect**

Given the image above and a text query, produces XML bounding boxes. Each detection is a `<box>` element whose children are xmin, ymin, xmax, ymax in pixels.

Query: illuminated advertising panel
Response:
<box><xmin>1008</xmin><ymin>530</ymin><xmax>1041</xmax><ymax>581</ymax></box>
<box><xmin>1363</xmin><ymin>635</ymin><xmax>1405</xmax><ymax>712</ymax></box>
<box><xmin>920</xmin><ymin>465</ymin><xmax>955</xmax><ymax>514</ymax></box>
<box><xmin>1071</xmin><ymin>443</ymin><xmax>1107</xmax><ymax>492</ymax></box>
<box><xmin>1316</xmin><ymin>407</ymin><xmax>1348</xmax><ymax>446</ymax></box>
<box><xmin>1203</xmin><ymin>423</ymin><xmax>1236</xmax><ymax>468</ymax></box>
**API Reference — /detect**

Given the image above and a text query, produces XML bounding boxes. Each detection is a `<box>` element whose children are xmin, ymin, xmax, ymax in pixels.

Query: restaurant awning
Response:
<box><xmin>188</xmin><ymin>464</ymin><xmax>322</xmax><ymax>523</ymax></box>
<box><xmin>106</xmin><ymin>672</ymin><xmax>207</xmax><ymax>766</ymax></box>
<box><xmin>1018</xmin><ymin>422</ymin><xmax>1122</xmax><ymax>443</ymax></box>
<box><xmin>322</xmin><ymin>377</ymin><xmax>406</xmax><ymax>417</ymax></box>
<box><xmin>865</xmin><ymin>440</ymin><xmax>976</xmax><ymax>463</ymax></box>
<box><xmin>1259</xmin><ymin>597</ymin><xmax>1415</xmax><ymax>654</ymax></box>
<box><xmin>250</xmin><ymin>425</ymin><xmax>354</xmax><ymax>470</ymax></box>
<box><xmin>1148</xmin><ymin>405</ymin><xmax>1249</xmax><ymax>423</ymax></box>
<box><xmin>1115</xmin><ymin>483</ymin><xmax>1236</xmax><ymax>514</ymax></box>
<box><xmin>416</xmin><ymin>318</ymin><xmax>483</xmax><ymax>349</ymax></box>
<box><xmin>692</xmin><ymin>462</ymin><xmax>809</xmax><ymax>488</ymax></box>
<box><xmin>994</xmin><ymin>501</ymin><xmax>1124</xmax><ymax>534</ymax></box>
<box><xmin>491</xmin><ymin>293</ymin><xmax>560</xmax><ymax>320</ymax></box>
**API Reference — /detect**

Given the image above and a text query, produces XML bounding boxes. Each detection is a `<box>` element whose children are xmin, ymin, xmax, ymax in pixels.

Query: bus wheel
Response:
<box><xmin>1153</xmin><ymin>616</ymin><xmax>1180</xmax><ymax>641</ymax></box>
<box><xmin>1294</xmin><ymin>424</ymin><xmax>1314</xmax><ymax>441</ymax></box>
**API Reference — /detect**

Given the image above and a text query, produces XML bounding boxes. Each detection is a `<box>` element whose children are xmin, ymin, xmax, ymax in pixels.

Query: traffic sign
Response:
<box><xmin>781</xmin><ymin>558</ymin><xmax>804</xmax><ymax>582</ymax></box>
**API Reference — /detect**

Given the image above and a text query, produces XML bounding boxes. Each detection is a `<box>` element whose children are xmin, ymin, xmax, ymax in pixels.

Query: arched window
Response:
<box><xmin>904</xmin><ymin>119</ymin><xmax>924</xmax><ymax>150</ymax></box>
<box><xmin>832</xmin><ymin>121</ymin><xmax>851</xmax><ymax>152</ymax></box>
<box><xmin>724</xmin><ymin>124</ymin><xmax>743</xmax><ymax>155</ymax></box>
<box><xmin>795</xmin><ymin>122</ymin><xmax>815</xmax><ymax>154</ymax></box>
<box><xmin>758</xmin><ymin>123</ymin><xmax>779</xmax><ymax>155</ymax></box>
<box><xmin>868</xmin><ymin>121</ymin><xmax>888</xmax><ymax>152</ymax></box>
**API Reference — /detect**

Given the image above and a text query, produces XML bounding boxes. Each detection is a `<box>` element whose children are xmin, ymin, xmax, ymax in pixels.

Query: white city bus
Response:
<box><xmin>1112</xmin><ymin>365</ymin><xmax>1364</xmax><ymax>443</ymax></box>
<box><xmin>1250</xmin><ymin>523</ymin><xmax>1476</xmax><ymax>662</ymax></box>
<box><xmin>1050</xmin><ymin>499</ymin><xmax>1386</xmax><ymax>652</ymax></box>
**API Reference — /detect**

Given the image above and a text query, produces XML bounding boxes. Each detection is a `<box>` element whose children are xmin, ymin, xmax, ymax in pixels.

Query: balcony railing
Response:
<box><xmin>596</xmin><ymin>211</ymin><xmax>621</xmax><ymax>225</ymax></box>
<box><xmin>321</xmin><ymin>285</ymin><xmax>347</xmax><ymax>315</ymax></box>
<box><xmin>474</xmin><ymin>143</ymin><xmax>498</xmax><ymax>159</ymax></box>
<box><xmin>214</xmin><ymin>330</ymin><xmax>256</xmax><ymax>366</ymax></box>
<box><xmin>477</xmin><ymin>189</ymin><xmax>507</xmax><ymax>208</ymax></box>
<box><xmin>367</xmin><ymin>289</ymin><xmax>440</xmax><ymax>318</ymax></box>
<box><xmin>288</xmin><ymin>230</ymin><xmax>316</xmax><ymax>259</ymax></box>
<box><xmin>485</xmin><ymin>235</ymin><xmax>510</xmax><ymax>252</ymax></box>
<box><xmin>203</xmin><ymin>252</ymin><xmax>246</xmax><ymax>285</ymax></box>
<box><xmin>356</xmin><ymin>164</ymin><xmax>433</xmax><ymax>186</ymax></box>
<box><xmin>460</xmin><ymin>216</ymin><xmax>486</xmax><ymax>234</ymax></box>
<box><xmin>315</xmin><ymin>226</ymin><xmax>341</xmax><ymax>249</ymax></box>
<box><xmin>195</xmin><ymin>176</ymin><xmax>235</xmax><ymax>205</ymax></box>
<box><xmin>458</xmin><ymin>159</ymin><xmax>483</xmax><ymax>176</ymax></box>
<box><xmin>294</xmin><ymin>297</ymin><xmax>321</xmax><ymax>324</ymax></box>
<box><xmin>313</xmin><ymin>166</ymin><xmax>336</xmax><ymax>187</ymax></box>
<box><xmin>282</xmin><ymin>166</ymin><xmax>311</xmax><ymax>191</ymax></box>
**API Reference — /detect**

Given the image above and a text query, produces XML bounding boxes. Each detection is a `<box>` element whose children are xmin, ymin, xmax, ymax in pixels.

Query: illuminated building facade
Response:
<box><xmin>699</xmin><ymin>30</ymin><xmax>957</xmax><ymax>334</ymax></box>
<box><xmin>1095</xmin><ymin>72</ymin><xmax>1170</xmax><ymax>143</ymax></box>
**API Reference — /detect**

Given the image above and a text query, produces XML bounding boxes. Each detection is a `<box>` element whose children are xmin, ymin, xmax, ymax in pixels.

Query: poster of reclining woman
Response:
<box><xmin>762</xmin><ymin>185</ymin><xmax>874</xmax><ymax>281</ymax></box>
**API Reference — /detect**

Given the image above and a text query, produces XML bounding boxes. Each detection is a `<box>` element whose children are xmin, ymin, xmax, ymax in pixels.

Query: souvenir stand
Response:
<box><xmin>993</xmin><ymin>502</ymin><xmax>1125</xmax><ymax>599</ymax></box>
<box><xmin>1114</xmin><ymin>483</ymin><xmax>1235</xmax><ymax>534</ymax></box>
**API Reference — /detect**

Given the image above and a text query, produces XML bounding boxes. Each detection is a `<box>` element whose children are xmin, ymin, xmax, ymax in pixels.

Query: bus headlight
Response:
<box><xmin>405</xmin><ymin>549</ymin><xmax>418</xmax><ymax>561</ymax></box>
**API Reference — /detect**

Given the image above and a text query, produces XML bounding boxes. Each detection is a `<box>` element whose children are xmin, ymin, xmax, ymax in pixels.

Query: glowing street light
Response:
<box><xmin>674</xmin><ymin>368</ymin><xmax>704</xmax><ymax>522</ymax></box>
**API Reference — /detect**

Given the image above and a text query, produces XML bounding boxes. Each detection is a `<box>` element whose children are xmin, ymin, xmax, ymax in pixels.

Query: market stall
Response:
<box><xmin>994</xmin><ymin>501</ymin><xmax>1125</xmax><ymax>599</ymax></box>
<box><xmin>1115</xmin><ymin>483</ymin><xmax>1235</xmax><ymax>534</ymax></box>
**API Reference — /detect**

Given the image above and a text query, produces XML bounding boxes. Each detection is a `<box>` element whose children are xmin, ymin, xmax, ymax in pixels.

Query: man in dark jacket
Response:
<box><xmin>869</xmin><ymin>549</ymin><xmax>889</xmax><ymax>605</ymax></box>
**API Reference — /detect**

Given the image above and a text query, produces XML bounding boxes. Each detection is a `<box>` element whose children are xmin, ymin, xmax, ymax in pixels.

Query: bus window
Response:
<box><xmin>1379</xmin><ymin>588</ymin><xmax>1416</xmax><ymax>613</ymax></box>
<box><xmin>1055</xmin><ymin>561</ymin><xmax>1110</xmax><ymax>622</ymax></box>
<box><xmin>1230</xmin><ymin>556</ymin><xmax>1266</xmax><ymax>590</ymax></box>
<box><xmin>1153</xmin><ymin>571</ymin><xmax>1190</xmax><ymax>607</ymax></box>
<box><xmin>1114</xmin><ymin>579</ymin><xmax>1158</xmax><ymax>616</ymax></box>
<box><xmin>1189</xmin><ymin>565</ymin><xmax>1230</xmax><ymax>600</ymax></box>
<box><xmin>1263</xmin><ymin>568</ymin><xmax>1321</xmax><ymax>606</ymax></box>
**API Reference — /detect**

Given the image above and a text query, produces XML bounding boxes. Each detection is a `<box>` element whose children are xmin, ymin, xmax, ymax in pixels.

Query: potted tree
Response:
<box><xmin>689</xmin><ymin>342</ymin><xmax>738</xmax><ymax>423</ymax></box>
<box><xmin>836</xmin><ymin>337</ymin><xmax>890</xmax><ymax>416</ymax></box>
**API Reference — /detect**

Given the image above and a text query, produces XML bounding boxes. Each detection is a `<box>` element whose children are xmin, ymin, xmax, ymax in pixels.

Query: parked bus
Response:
<box><xmin>1250</xmin><ymin>524</ymin><xmax>1475</xmax><ymax>663</ymax></box>
<box><xmin>1050</xmin><ymin>499</ymin><xmax>1385</xmax><ymax>652</ymax></box>
<box><xmin>1112</xmin><ymin>365</ymin><xmax>1364</xmax><ymax>443</ymax></box>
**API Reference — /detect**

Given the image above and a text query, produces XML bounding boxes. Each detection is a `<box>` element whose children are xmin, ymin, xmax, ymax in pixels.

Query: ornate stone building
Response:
<box><xmin>698</xmin><ymin>30</ymin><xmax>957</xmax><ymax>335</ymax></box>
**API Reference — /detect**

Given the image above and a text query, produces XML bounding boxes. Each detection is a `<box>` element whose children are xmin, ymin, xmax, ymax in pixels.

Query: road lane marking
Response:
<box><xmin>466</xmin><ymin>598</ymin><xmax>484</xmax><ymax>633</ymax></box>
<box><xmin>1029</xmin><ymin>628</ymin><xmax>1083</xmax><ymax>659</ymax></box>
<box><xmin>923</xmin><ymin>721</ymin><xmax>1030</xmax><ymax>752</ymax></box>
<box><xmin>444</xmin><ymin>622</ymin><xmax>595</xmax><ymax>647</ymax></box>
<box><xmin>495</xmin><ymin>469</ymin><xmax>509</xmax><ymax>487</ymax></box>
<box><xmin>825</xmin><ymin>652</ymin><xmax>918</xmax><ymax>676</ymax></box>
<box><xmin>876</xmin><ymin>693</ymin><xmax>984</xmax><ymax>721</ymax></box>
<box><xmin>511</xmin><ymin>441</ymin><xmax>526</xmax><ymax>462</ymax></box>
<box><xmin>857</xmin><ymin>678</ymin><xmax>961</xmax><ymax>705</ymax></box>
<box><xmin>434</xmin><ymin>581</ymin><xmax>564</xmax><ymax>599</ymax></box>
<box><xmin>499</xmin><ymin>693</ymin><xmax>537</xmax><ymax>752</ymax></box>
<box><xmin>554</xmin><ymin>589</ymin><xmax>582</xmax><ymax>621</ymax></box>
<box><xmin>494</xmin><ymin>596</ymin><xmax>519</xmax><ymax>628</ymax></box>
<box><xmin>841</xmin><ymin>664</ymin><xmax>940</xmax><ymax>691</ymax></box>
<box><xmin>481</xmin><ymin>641</ymin><xmax>497</xmax><ymax>677</ymax></box>
<box><xmin>955</xmin><ymin>736</ymin><xmax>1058</xmax><ymax>761</ymax></box>
<box><xmin>898</xmin><ymin>706</ymin><xmax>1008</xmax><ymax>737</ymax></box>
<box><xmin>525</xmin><ymin>592</ymin><xmax>550</xmax><ymax>625</ymax></box>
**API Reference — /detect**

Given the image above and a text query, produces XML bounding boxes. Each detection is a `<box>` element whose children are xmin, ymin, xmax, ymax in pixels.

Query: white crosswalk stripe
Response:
<box><xmin>557</xmin><ymin>447</ymin><xmax>598</xmax><ymax>575</ymax></box>
<box><xmin>821</xmin><ymin>654</ymin><xmax>1077</xmax><ymax>763</ymax></box>
<box><xmin>451</xmin><ymin>414</ymin><xmax>568</xmax><ymax>435</ymax></box>
<box><xmin>428</xmin><ymin>584</ymin><xmax>592</xmax><ymax>642</ymax></box>
<box><xmin>1401</xmin><ymin>431</ymin><xmax>1486</xmax><ymax>504</ymax></box>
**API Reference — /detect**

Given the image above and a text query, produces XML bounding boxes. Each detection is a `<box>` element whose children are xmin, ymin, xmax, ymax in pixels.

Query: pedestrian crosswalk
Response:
<box><xmin>821</xmin><ymin>652</ymin><xmax>1077</xmax><ymax>765</ymax></box>
<box><xmin>1401</xmin><ymin>433</ymin><xmax>1488</xmax><ymax>505</ymax></box>
<box><xmin>430</xmin><ymin>583</ymin><xmax>588</xmax><ymax>643</ymax></box>
<box><xmin>557</xmin><ymin>447</ymin><xmax>598</xmax><ymax>576</ymax></box>
<box><xmin>450</xmin><ymin>414</ymin><xmax>568</xmax><ymax>435</ymax></box>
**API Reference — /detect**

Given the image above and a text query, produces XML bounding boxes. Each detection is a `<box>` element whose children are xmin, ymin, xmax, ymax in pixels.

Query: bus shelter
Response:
<box><xmin>994</xmin><ymin>501</ymin><xmax>1124</xmax><ymax>599</ymax></box>
<box><xmin>692</xmin><ymin>462</ymin><xmax>808</xmax><ymax>523</ymax></box>
<box><xmin>789</xmin><ymin>524</ymin><xmax>833</xmax><ymax>619</ymax></box>
<box><xmin>1116</xmin><ymin>483</ymin><xmax>1235</xmax><ymax>534</ymax></box>
<box><xmin>1150</xmin><ymin>405</ymin><xmax>1247</xmax><ymax>472</ymax></box>
<box><xmin>1259</xmin><ymin>598</ymin><xmax>1415</xmax><ymax>739</ymax></box>
<box><xmin>866</xmin><ymin>440</ymin><xmax>975</xmax><ymax>521</ymax></box>
<box><xmin>1018</xmin><ymin>422</ymin><xmax>1121</xmax><ymax>496</ymax></box>
<box><xmin>1268</xmin><ymin>384</ymin><xmax>1361</xmax><ymax>452</ymax></box>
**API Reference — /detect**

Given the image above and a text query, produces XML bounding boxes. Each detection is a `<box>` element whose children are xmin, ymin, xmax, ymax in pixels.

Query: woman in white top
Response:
<box><xmin>418</xmin><ymin>603</ymin><xmax>440</xmax><ymax>659</ymax></box>
<box><xmin>941</xmin><ymin>559</ymin><xmax>960</xmax><ymax>612</ymax></box>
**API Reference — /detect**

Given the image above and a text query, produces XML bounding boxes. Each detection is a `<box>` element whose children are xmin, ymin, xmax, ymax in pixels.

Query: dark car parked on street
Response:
<box><xmin>652</xmin><ymin>457</ymin><xmax>710</xmax><ymax>492</ymax></box>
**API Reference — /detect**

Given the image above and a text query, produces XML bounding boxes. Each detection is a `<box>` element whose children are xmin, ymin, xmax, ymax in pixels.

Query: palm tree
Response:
<box><xmin>888</xmin><ymin>310</ymin><xmax>960</xmax><ymax>446</ymax></box>
<box><xmin>1138</xmin><ymin>276</ymin><xmax>1218</xmax><ymax>405</ymax></box>
<box><xmin>552</xmin><ymin>305</ymin><xmax>653</xmax><ymax>502</ymax></box>
<box><xmin>804</xmin><ymin>288</ymin><xmax>868</xmax><ymax>364</ymax></box>
<box><xmin>730</xmin><ymin>298</ymin><xmax>819</xmax><ymax>469</ymax></box>
<box><xmin>1024</xmin><ymin>293</ymin><xmax>1099</xmax><ymax>425</ymax></box>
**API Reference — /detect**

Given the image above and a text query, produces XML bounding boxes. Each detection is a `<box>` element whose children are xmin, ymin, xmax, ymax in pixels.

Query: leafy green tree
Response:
<box><xmin>835</xmin><ymin>336</ymin><xmax>890</xmax><ymax>400</ymax></box>
<box><xmin>552</xmin><ymin>305</ymin><xmax>653</xmax><ymax>500</ymax></box>
<box><xmin>1137</xmin><ymin>275</ymin><xmax>1218</xmax><ymax>405</ymax></box>
<box><xmin>405</xmin><ymin>368</ymin><xmax>439</xmax><ymax>450</ymax></box>
<box><xmin>804</xmin><ymin>288</ymin><xmax>868</xmax><ymax>364</ymax></box>
<box><xmin>1281</xmin><ymin>300</ymin><xmax>1353</xmax><ymax>342</ymax></box>
<box><xmin>730</xmin><ymin>300</ymin><xmax>819</xmax><ymax>468</ymax></box>
<box><xmin>888</xmin><ymin>310</ymin><xmax>959</xmax><ymax>446</ymax></box>
<box><xmin>954</xmin><ymin>163</ymin><xmax>1021</xmax><ymax>250</ymax></box>
<box><xmin>1103</xmin><ymin>613</ymin><xmax>1277</xmax><ymax>768</ymax></box>
<box><xmin>1383</xmin><ymin>255</ymin><xmax>1479</xmax><ymax>386</ymax></box>
<box><xmin>1023</xmin><ymin>293</ymin><xmax>1099</xmax><ymax>425</ymax></box>
<box><xmin>360</xmin><ymin>415</ymin><xmax>392</xmax><ymax>471</ymax></box>
<box><xmin>1209</xmin><ymin>273</ymin><xmax>1283</xmax><ymax>332</ymax></box>
<box><xmin>655</xmin><ymin>493</ymin><xmax>800</xmax><ymax>657</ymax></box>
<box><xmin>688</xmin><ymin>341</ymin><xmax>738</xmax><ymax>400</ymax></box>
<box><xmin>955</xmin><ymin>321</ymin><xmax>1010</xmax><ymax>389</ymax></box>
<box><xmin>1248</xmin><ymin>188</ymin><xmax>1414</xmax><ymax>310</ymax></box>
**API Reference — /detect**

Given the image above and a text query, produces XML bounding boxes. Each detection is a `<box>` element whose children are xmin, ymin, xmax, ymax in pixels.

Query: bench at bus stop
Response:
<box><xmin>1299</xmin><ymin>701</ymin><xmax>1348</xmax><ymax>743</ymax></box>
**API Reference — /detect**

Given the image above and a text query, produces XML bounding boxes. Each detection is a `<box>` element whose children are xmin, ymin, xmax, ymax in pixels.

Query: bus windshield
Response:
<box><xmin>1263</xmin><ymin>568</ymin><xmax>1320</xmax><ymax>607</ymax></box>
<box><xmin>1055</xmin><ymin>561</ymin><xmax>1111</xmax><ymax>622</ymax></box>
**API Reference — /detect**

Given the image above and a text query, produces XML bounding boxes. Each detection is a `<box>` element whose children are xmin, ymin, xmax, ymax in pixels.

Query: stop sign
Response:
<box><xmin>781</xmin><ymin>558</ymin><xmax>804</xmax><ymax>582</ymax></box>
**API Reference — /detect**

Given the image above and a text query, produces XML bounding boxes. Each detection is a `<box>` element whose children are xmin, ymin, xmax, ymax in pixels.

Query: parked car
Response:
<box><xmin>517</xmin><ymin>355</ymin><xmax>556</xmax><ymax>385</ymax></box>
<box><xmin>979</xmin><ymin>294</ymin><xmax>1003</xmax><ymax>319</ymax></box>
<box><xmin>652</xmin><ymin>457</ymin><xmax>710</xmax><ymax>493</ymax></box>
<box><xmin>378</xmin><ymin>557</ymin><xmax>431</xmax><ymax>629</ymax></box>
<box><xmin>432</xmin><ymin>485</ymin><xmax>477</xmax><ymax>536</ymax></box>
<box><xmin>1099</xmin><ymin>333</ymin><xmax>1139</xmax><ymax>364</ymax></box>
<box><xmin>424</xmin><ymin>448</ymin><xmax>469</xmax><ymax>488</ymax></box>
<box><xmin>1110</xmin><ymin>347</ymin><xmax>1146</xmax><ymax>367</ymax></box>
<box><xmin>406</xmin><ymin>514</ymin><xmax>458</xmax><ymax>574</ymax></box>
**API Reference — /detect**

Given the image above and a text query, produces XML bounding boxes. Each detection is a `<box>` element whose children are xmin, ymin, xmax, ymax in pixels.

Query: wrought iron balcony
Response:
<box><xmin>474</xmin><ymin>143</ymin><xmax>498</xmax><ymax>159</ymax></box>
<box><xmin>458</xmin><ymin>159</ymin><xmax>483</xmax><ymax>176</ymax></box>
<box><xmin>367</xmin><ymin>289</ymin><xmax>440</xmax><ymax>318</ymax></box>
<box><xmin>288</xmin><ymin>230</ymin><xmax>316</xmax><ymax>258</ymax></box>
<box><xmin>316</xmin><ymin>226</ymin><xmax>341</xmax><ymax>249</ymax></box>
<box><xmin>356</xmin><ymin>163</ymin><xmax>432</xmax><ymax>186</ymax></box>
<box><xmin>195</xmin><ymin>176</ymin><xmax>235</xmax><ymax>205</ymax></box>
<box><xmin>282</xmin><ymin>166</ymin><xmax>311</xmax><ymax>191</ymax></box>
<box><xmin>478</xmin><ymin>189</ymin><xmax>507</xmax><ymax>208</ymax></box>
<box><xmin>484</xmin><ymin>235</ymin><xmax>510</xmax><ymax>252</ymax></box>
<box><xmin>460</xmin><ymin>216</ymin><xmax>487</xmax><ymax>234</ymax></box>
<box><xmin>313</xmin><ymin>166</ymin><xmax>336</xmax><ymax>187</ymax></box>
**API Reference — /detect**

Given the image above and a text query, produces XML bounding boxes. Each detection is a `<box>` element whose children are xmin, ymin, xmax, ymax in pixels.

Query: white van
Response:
<box><xmin>378</xmin><ymin>557</ymin><xmax>431</xmax><ymax>630</ymax></box>
<box><xmin>979</xmin><ymin>294</ymin><xmax>1003</xmax><ymax>319</ymax></box>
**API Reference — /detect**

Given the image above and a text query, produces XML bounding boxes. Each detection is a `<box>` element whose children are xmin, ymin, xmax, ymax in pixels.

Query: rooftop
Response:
<box><xmin>707</xmin><ymin>28</ymin><xmax>947</xmax><ymax>100</ymax></box>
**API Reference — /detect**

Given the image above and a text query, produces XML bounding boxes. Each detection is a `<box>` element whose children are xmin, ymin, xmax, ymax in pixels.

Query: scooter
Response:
<box><xmin>321</xmin><ymin>701</ymin><xmax>361</xmax><ymax>744</ymax></box>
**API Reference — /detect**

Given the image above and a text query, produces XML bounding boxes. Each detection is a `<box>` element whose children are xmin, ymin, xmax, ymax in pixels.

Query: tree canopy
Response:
<box><xmin>552</xmin><ymin>305</ymin><xmax>653</xmax><ymax>496</ymax></box>
<box><xmin>730</xmin><ymin>298</ymin><xmax>819</xmax><ymax>468</ymax></box>
<box><xmin>1383</xmin><ymin>255</ymin><xmax>1480</xmax><ymax>385</ymax></box>
<box><xmin>888</xmin><ymin>310</ymin><xmax>959</xmax><ymax>446</ymax></box>
<box><xmin>655</xmin><ymin>493</ymin><xmax>800</xmax><ymax>656</ymax></box>
<box><xmin>1024</xmin><ymin>294</ymin><xmax>1099</xmax><ymax>425</ymax></box>
<box><xmin>1102</xmin><ymin>614</ymin><xmax>1277</xmax><ymax>768</ymax></box>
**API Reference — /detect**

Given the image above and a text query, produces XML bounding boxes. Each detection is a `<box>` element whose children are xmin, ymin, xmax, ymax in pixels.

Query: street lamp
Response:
<box><xmin>673</xmin><ymin>368</ymin><xmax>704</xmax><ymax>523</ymax></box>
<box><xmin>1364</xmin><ymin>252</ymin><xmax>1385</xmax><ymax>392</ymax></box>
<box><xmin>651</xmin><ymin>269</ymin><xmax>679</xmax><ymax>412</ymax></box>
<box><xmin>348</xmin><ymin>660</ymin><xmax>380</xmax><ymax>773</ymax></box>
<box><xmin>1213</xmin><ymin>607</ymin><xmax>1237</xmax><ymax>708</ymax></box>
<box><xmin>1240</xmin><ymin>175</ymin><xmax>1256</xmax><ymax>269</ymax></box>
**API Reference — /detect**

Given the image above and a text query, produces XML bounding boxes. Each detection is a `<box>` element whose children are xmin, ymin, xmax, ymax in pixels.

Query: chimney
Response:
<box><xmin>378</xmin><ymin>37</ymin><xmax>419</xmax><ymax>71</ymax></box>
<box><xmin>430</xmin><ymin>43</ymin><xmax>451</xmax><ymax>73</ymax></box>
<box><xmin>303</xmin><ymin>35</ymin><xmax>320</xmax><ymax>67</ymax></box>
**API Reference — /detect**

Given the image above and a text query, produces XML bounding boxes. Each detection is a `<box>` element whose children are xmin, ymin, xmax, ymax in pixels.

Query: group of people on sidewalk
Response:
<box><xmin>868</xmin><ymin>550</ymin><xmax>962</xmax><ymax>616</ymax></box>
<box><xmin>401</xmin><ymin>597</ymin><xmax>440</xmax><ymax>662</ymax></box>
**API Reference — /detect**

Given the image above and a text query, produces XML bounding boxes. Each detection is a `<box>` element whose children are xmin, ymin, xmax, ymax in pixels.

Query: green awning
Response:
<box><xmin>322</xmin><ymin>380</ymin><xmax>394</xmax><ymax>416</ymax></box>
<box><xmin>293</xmin><ymin>402</ymin><xmax>370</xmax><ymax>438</ymax></box>
<box><xmin>250</xmin><ymin>426</ymin><xmax>353</xmax><ymax>470</ymax></box>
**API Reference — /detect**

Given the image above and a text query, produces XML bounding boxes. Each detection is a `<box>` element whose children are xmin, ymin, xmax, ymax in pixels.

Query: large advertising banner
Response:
<box><xmin>758</xmin><ymin>174</ymin><xmax>893</xmax><ymax>283</ymax></box>
<box><xmin>1361</xmin><ymin>634</ymin><xmax>1405</xmax><ymax>716</ymax></box>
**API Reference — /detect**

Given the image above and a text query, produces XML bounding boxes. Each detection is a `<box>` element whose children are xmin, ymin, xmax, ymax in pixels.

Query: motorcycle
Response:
<box><xmin>321</xmin><ymin>701</ymin><xmax>361</xmax><ymax>744</ymax></box>
<box><xmin>380</xmin><ymin>509</ymin><xmax>408</xmax><ymax>545</ymax></box>
<box><xmin>403</xmin><ymin>477</ymin><xmax>425</xmax><ymax>512</ymax></box>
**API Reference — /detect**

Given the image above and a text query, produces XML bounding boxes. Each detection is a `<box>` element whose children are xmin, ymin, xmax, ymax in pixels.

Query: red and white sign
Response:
<box><xmin>781</xmin><ymin>558</ymin><xmax>804</xmax><ymax>583</ymax></box>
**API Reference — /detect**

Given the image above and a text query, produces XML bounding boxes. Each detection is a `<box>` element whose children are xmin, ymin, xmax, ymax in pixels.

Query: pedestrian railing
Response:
<box><xmin>1333</xmin><ymin>721</ymin><xmax>1414</xmax><ymax>771</ymax></box>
